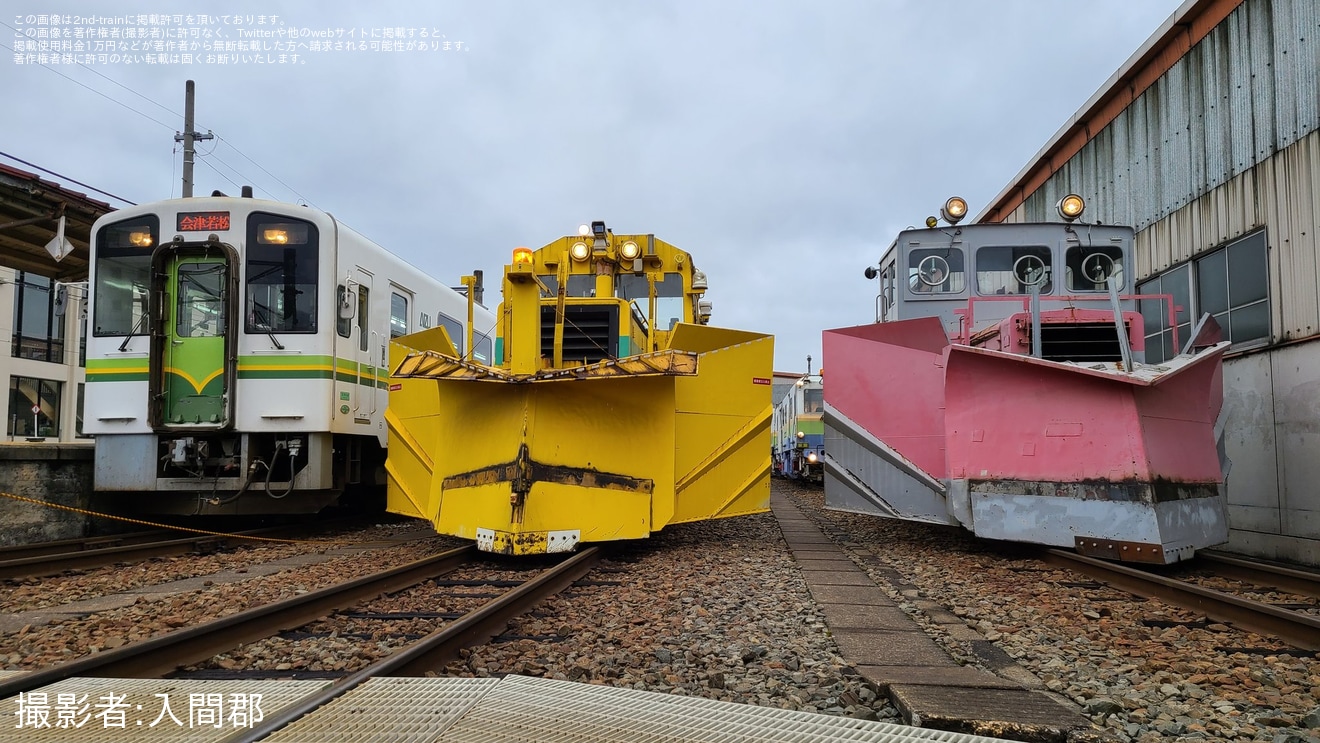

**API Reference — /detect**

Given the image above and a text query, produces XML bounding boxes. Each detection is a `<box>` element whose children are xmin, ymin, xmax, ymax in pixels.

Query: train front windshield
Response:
<box><xmin>245</xmin><ymin>215</ymin><xmax>318</xmax><ymax>333</ymax></box>
<box><xmin>92</xmin><ymin>216</ymin><xmax>159</xmax><ymax>336</ymax></box>
<box><xmin>617</xmin><ymin>273</ymin><xmax>685</xmax><ymax>329</ymax></box>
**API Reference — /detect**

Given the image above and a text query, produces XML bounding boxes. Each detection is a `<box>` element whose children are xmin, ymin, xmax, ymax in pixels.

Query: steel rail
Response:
<box><xmin>1197</xmin><ymin>551</ymin><xmax>1320</xmax><ymax>599</ymax></box>
<box><xmin>220</xmin><ymin>546</ymin><xmax>604</xmax><ymax>743</ymax></box>
<box><xmin>0</xmin><ymin>545</ymin><xmax>476</xmax><ymax>699</ymax></box>
<box><xmin>0</xmin><ymin>529</ymin><xmax>169</xmax><ymax>561</ymax></box>
<box><xmin>0</xmin><ymin>519</ymin><xmax>366</xmax><ymax>581</ymax></box>
<box><xmin>1044</xmin><ymin>549</ymin><xmax>1320</xmax><ymax>651</ymax></box>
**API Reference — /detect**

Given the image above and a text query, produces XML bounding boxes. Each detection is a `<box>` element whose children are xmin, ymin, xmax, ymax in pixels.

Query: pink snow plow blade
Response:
<box><xmin>822</xmin><ymin>317</ymin><xmax>1230</xmax><ymax>564</ymax></box>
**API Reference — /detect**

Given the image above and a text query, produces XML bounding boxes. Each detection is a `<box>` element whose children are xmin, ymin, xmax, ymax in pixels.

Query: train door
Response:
<box><xmin>152</xmin><ymin>247</ymin><xmax>237</xmax><ymax>428</ymax></box>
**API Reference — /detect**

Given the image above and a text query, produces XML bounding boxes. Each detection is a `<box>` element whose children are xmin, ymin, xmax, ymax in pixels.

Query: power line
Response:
<box><xmin>194</xmin><ymin>154</ymin><xmax>243</xmax><ymax>192</ymax></box>
<box><xmin>0</xmin><ymin>39</ymin><xmax>176</xmax><ymax>132</ymax></box>
<box><xmin>5</xmin><ymin>24</ymin><xmax>313</xmax><ymax>205</ymax></box>
<box><xmin>0</xmin><ymin>151</ymin><xmax>137</xmax><ymax>206</ymax></box>
<box><xmin>215</xmin><ymin>135</ymin><xmax>317</xmax><ymax>208</ymax></box>
<box><xmin>2</xmin><ymin>20</ymin><xmax>184</xmax><ymax>123</ymax></box>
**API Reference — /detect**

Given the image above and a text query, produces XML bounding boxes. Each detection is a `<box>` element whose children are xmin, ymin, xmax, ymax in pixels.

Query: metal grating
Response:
<box><xmin>437</xmin><ymin>674</ymin><xmax>1017</xmax><ymax>743</ymax></box>
<box><xmin>0</xmin><ymin>677</ymin><xmax>329</xmax><ymax>743</ymax></box>
<box><xmin>264</xmin><ymin>677</ymin><xmax>499</xmax><ymax>743</ymax></box>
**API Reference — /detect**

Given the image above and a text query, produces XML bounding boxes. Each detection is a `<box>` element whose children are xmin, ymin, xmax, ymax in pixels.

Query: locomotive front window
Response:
<box><xmin>176</xmin><ymin>262</ymin><xmax>226</xmax><ymax>338</ymax></box>
<box><xmin>803</xmin><ymin>388</ymin><xmax>823</xmax><ymax>413</ymax></box>
<box><xmin>92</xmin><ymin>215</ymin><xmax>159</xmax><ymax>336</ymax></box>
<box><xmin>537</xmin><ymin>275</ymin><xmax>596</xmax><ymax>297</ymax></box>
<box><xmin>974</xmin><ymin>245</ymin><xmax>1053</xmax><ymax>295</ymax></box>
<box><xmin>617</xmin><ymin>273</ymin><xmax>685</xmax><ymax>329</ymax></box>
<box><xmin>1065</xmin><ymin>246</ymin><xmax>1125</xmax><ymax>291</ymax></box>
<box><xmin>245</xmin><ymin>214</ymin><xmax>318</xmax><ymax>334</ymax></box>
<box><xmin>907</xmin><ymin>249</ymin><xmax>965</xmax><ymax>295</ymax></box>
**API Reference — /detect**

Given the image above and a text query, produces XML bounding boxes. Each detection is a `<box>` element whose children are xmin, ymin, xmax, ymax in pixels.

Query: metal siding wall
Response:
<box><xmin>1251</xmin><ymin>0</ymin><xmax>1278</xmax><ymax>158</ymax></box>
<box><xmin>1201</xmin><ymin>37</ymin><xmax>1230</xmax><ymax>191</ymax></box>
<box><xmin>1112</xmin><ymin>114</ymin><xmax>1133</xmax><ymax>228</ymax></box>
<box><xmin>1272</xmin><ymin>133</ymin><xmax>1320</xmax><ymax>337</ymax></box>
<box><xmin>1294</xmin><ymin>1</ymin><xmax>1320</xmax><ymax>140</ymax></box>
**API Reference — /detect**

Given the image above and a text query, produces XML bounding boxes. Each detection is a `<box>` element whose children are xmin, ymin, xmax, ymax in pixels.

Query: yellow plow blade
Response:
<box><xmin>385</xmin><ymin>325</ymin><xmax>773</xmax><ymax>554</ymax></box>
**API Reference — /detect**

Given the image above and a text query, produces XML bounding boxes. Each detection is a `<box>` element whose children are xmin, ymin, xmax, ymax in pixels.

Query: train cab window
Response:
<box><xmin>438</xmin><ymin>313</ymin><xmax>465</xmax><ymax>355</ymax></box>
<box><xmin>803</xmin><ymin>388</ymin><xmax>823</xmax><ymax>413</ymax></box>
<box><xmin>617</xmin><ymin>273</ymin><xmax>685</xmax><ymax>329</ymax></box>
<box><xmin>974</xmin><ymin>246</ymin><xmax>1052</xmax><ymax>294</ymax></box>
<box><xmin>1065</xmin><ymin>246</ymin><xmax>1125</xmax><ymax>291</ymax></box>
<box><xmin>390</xmin><ymin>292</ymin><xmax>409</xmax><ymax>338</ymax></box>
<box><xmin>92</xmin><ymin>215</ymin><xmax>159</xmax><ymax>336</ymax></box>
<box><xmin>357</xmin><ymin>286</ymin><xmax>370</xmax><ymax>352</ymax></box>
<box><xmin>537</xmin><ymin>275</ymin><xmax>596</xmax><ymax>297</ymax></box>
<box><xmin>473</xmin><ymin>333</ymin><xmax>493</xmax><ymax>364</ymax></box>
<box><xmin>880</xmin><ymin>264</ymin><xmax>896</xmax><ymax>320</ymax></box>
<box><xmin>907</xmin><ymin>249</ymin><xmax>965</xmax><ymax>295</ymax></box>
<box><xmin>176</xmin><ymin>262</ymin><xmax>226</xmax><ymax>338</ymax></box>
<box><xmin>245</xmin><ymin>214</ymin><xmax>318</xmax><ymax>334</ymax></box>
<box><xmin>335</xmin><ymin>285</ymin><xmax>352</xmax><ymax>338</ymax></box>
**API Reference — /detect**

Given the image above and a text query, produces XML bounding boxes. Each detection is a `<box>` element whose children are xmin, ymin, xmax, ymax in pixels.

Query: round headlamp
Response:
<box><xmin>570</xmin><ymin>242</ymin><xmax>590</xmax><ymax>261</ymax></box>
<box><xmin>941</xmin><ymin>196</ymin><xmax>968</xmax><ymax>225</ymax></box>
<box><xmin>1057</xmin><ymin>194</ymin><xmax>1085</xmax><ymax>222</ymax></box>
<box><xmin>620</xmin><ymin>240</ymin><xmax>641</xmax><ymax>260</ymax></box>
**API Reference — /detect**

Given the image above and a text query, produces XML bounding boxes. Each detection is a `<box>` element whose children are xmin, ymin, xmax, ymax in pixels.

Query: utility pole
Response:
<box><xmin>174</xmin><ymin>80</ymin><xmax>213</xmax><ymax>198</ymax></box>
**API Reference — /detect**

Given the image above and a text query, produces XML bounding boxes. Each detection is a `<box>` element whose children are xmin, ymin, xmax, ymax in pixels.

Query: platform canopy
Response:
<box><xmin>0</xmin><ymin>162</ymin><xmax>116</xmax><ymax>281</ymax></box>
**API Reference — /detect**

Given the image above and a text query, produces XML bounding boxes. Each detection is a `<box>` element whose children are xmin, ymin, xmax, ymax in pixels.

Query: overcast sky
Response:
<box><xmin>4</xmin><ymin>0</ymin><xmax>1186</xmax><ymax>372</ymax></box>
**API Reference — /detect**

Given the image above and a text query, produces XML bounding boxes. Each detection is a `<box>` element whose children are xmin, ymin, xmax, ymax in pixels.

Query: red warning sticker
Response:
<box><xmin>752</xmin><ymin>377</ymin><xmax>771</xmax><ymax>385</ymax></box>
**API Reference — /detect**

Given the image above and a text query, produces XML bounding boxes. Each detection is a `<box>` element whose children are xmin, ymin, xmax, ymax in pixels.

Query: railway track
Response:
<box><xmin>1042</xmin><ymin>549</ymin><xmax>1320</xmax><ymax>650</ymax></box>
<box><xmin>0</xmin><ymin>529</ymin><xmax>171</xmax><ymax>561</ymax></box>
<box><xmin>0</xmin><ymin>520</ymin><xmax>362</xmax><ymax>581</ymax></box>
<box><xmin>0</xmin><ymin>544</ymin><xmax>602</xmax><ymax>703</ymax></box>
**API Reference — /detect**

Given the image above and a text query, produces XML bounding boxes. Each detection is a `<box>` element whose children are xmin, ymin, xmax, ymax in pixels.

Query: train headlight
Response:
<box><xmin>262</xmin><ymin>228</ymin><xmax>289</xmax><ymax>244</ymax></box>
<box><xmin>806</xmin><ymin>452</ymin><xmax>818</xmax><ymax>463</ymax></box>
<box><xmin>570</xmin><ymin>242</ymin><xmax>590</xmax><ymax>261</ymax></box>
<box><xmin>941</xmin><ymin>196</ymin><xmax>968</xmax><ymax>225</ymax></box>
<box><xmin>512</xmin><ymin>246</ymin><xmax>533</xmax><ymax>266</ymax></box>
<box><xmin>128</xmin><ymin>231</ymin><xmax>153</xmax><ymax>247</ymax></box>
<box><xmin>620</xmin><ymin>240</ymin><xmax>641</xmax><ymax>260</ymax></box>
<box><xmin>1057</xmin><ymin>194</ymin><xmax>1085</xmax><ymax>222</ymax></box>
<box><xmin>796</xmin><ymin>431</ymin><xmax>805</xmax><ymax>440</ymax></box>
<box><xmin>578</xmin><ymin>224</ymin><xmax>591</xmax><ymax>237</ymax></box>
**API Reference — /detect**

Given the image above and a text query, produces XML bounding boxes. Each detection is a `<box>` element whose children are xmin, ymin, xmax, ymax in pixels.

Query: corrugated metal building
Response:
<box><xmin>980</xmin><ymin>0</ymin><xmax>1318</xmax><ymax>564</ymax></box>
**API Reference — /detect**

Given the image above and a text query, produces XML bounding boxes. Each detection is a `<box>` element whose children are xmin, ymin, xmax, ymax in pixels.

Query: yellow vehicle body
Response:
<box><xmin>385</xmin><ymin>224</ymin><xmax>773</xmax><ymax>554</ymax></box>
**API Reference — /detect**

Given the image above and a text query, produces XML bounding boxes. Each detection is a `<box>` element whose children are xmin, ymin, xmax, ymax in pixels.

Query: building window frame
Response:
<box><xmin>1137</xmin><ymin>230</ymin><xmax>1270</xmax><ymax>363</ymax></box>
<box><xmin>11</xmin><ymin>271</ymin><xmax>66</xmax><ymax>363</ymax></box>
<box><xmin>8</xmin><ymin>375</ymin><xmax>62</xmax><ymax>438</ymax></box>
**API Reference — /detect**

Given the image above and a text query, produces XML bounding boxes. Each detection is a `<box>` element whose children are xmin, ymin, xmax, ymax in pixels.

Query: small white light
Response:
<box><xmin>806</xmin><ymin>452</ymin><xmax>818</xmax><ymax>463</ymax></box>
<box><xmin>578</xmin><ymin>224</ymin><xmax>591</xmax><ymax>237</ymax></box>
<box><xmin>620</xmin><ymin>240</ymin><xmax>640</xmax><ymax>260</ymax></box>
<box><xmin>796</xmin><ymin>431</ymin><xmax>805</xmax><ymax>439</ymax></box>
<box><xmin>570</xmin><ymin>242</ymin><xmax>590</xmax><ymax>261</ymax></box>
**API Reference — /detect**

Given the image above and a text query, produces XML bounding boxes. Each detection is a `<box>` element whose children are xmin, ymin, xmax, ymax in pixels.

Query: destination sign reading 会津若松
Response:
<box><xmin>177</xmin><ymin>212</ymin><xmax>231</xmax><ymax>231</ymax></box>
